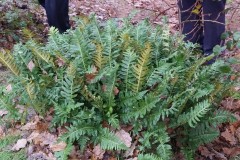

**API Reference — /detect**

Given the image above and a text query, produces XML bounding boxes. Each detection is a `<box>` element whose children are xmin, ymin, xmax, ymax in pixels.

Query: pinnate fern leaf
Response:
<box><xmin>0</xmin><ymin>51</ymin><xmax>20</xmax><ymax>76</ymax></box>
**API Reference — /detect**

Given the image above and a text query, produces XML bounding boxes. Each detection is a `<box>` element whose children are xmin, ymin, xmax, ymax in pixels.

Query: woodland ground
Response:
<box><xmin>0</xmin><ymin>0</ymin><xmax>240</xmax><ymax>159</ymax></box>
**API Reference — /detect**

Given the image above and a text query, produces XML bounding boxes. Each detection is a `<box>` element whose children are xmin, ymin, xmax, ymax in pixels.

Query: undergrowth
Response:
<box><xmin>0</xmin><ymin>15</ymin><xmax>239</xmax><ymax>159</ymax></box>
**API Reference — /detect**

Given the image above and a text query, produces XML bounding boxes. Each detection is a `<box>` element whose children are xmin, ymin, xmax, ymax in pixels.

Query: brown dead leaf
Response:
<box><xmin>56</xmin><ymin>57</ymin><xmax>65</xmax><ymax>67</ymax></box>
<box><xmin>20</xmin><ymin>121</ymin><xmax>37</xmax><ymax>130</ymax></box>
<box><xmin>115</xmin><ymin>129</ymin><xmax>132</xmax><ymax>148</ymax></box>
<box><xmin>27</xmin><ymin>131</ymin><xmax>40</xmax><ymax>142</ymax></box>
<box><xmin>92</xmin><ymin>145</ymin><xmax>105</xmax><ymax>159</ymax></box>
<box><xmin>102</xmin><ymin>84</ymin><xmax>107</xmax><ymax>92</ymax></box>
<box><xmin>12</xmin><ymin>139</ymin><xmax>27</xmax><ymax>151</ymax></box>
<box><xmin>0</xmin><ymin>126</ymin><xmax>5</xmax><ymax>137</ymax></box>
<box><xmin>0</xmin><ymin>110</ymin><xmax>8</xmax><ymax>117</ymax></box>
<box><xmin>50</xmin><ymin>141</ymin><xmax>67</xmax><ymax>152</ymax></box>
<box><xmin>27</xmin><ymin>60</ymin><xmax>35</xmax><ymax>72</ymax></box>
<box><xmin>198</xmin><ymin>146</ymin><xmax>214</xmax><ymax>159</ymax></box>
<box><xmin>34</xmin><ymin>132</ymin><xmax>57</xmax><ymax>146</ymax></box>
<box><xmin>114</xmin><ymin>87</ymin><xmax>119</xmax><ymax>95</ymax></box>
<box><xmin>5</xmin><ymin>84</ymin><xmax>12</xmax><ymax>92</ymax></box>
<box><xmin>221</xmin><ymin>128</ymin><xmax>237</xmax><ymax>145</ymax></box>
<box><xmin>36</xmin><ymin>122</ymin><xmax>49</xmax><ymax>132</ymax></box>
<box><xmin>223</xmin><ymin>147</ymin><xmax>240</xmax><ymax>158</ymax></box>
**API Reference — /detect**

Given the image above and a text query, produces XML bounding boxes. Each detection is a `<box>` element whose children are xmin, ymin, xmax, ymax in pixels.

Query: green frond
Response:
<box><xmin>188</xmin><ymin>124</ymin><xmax>219</xmax><ymax>148</ymax></box>
<box><xmin>71</xmin><ymin>27</ymin><xmax>91</xmax><ymax>72</ymax></box>
<box><xmin>54</xmin><ymin>143</ymin><xmax>73</xmax><ymax>160</ymax></box>
<box><xmin>61</xmin><ymin>124</ymin><xmax>97</xmax><ymax>143</ymax></box>
<box><xmin>132</xmin><ymin>43</ymin><xmax>152</xmax><ymax>92</ymax></box>
<box><xmin>102</xmin><ymin>20</ymin><xmax>119</xmax><ymax>67</ymax></box>
<box><xmin>60</xmin><ymin>75</ymin><xmax>80</xmax><ymax>102</ymax></box>
<box><xmin>0</xmin><ymin>51</ymin><xmax>20</xmax><ymax>76</ymax></box>
<box><xmin>138</xmin><ymin>154</ymin><xmax>162</xmax><ymax>160</ymax></box>
<box><xmin>118</xmin><ymin>48</ymin><xmax>137</xmax><ymax>92</ymax></box>
<box><xmin>27</xmin><ymin>43</ymin><xmax>53</xmax><ymax>65</ymax></box>
<box><xmin>98</xmin><ymin>128</ymin><xmax>127</xmax><ymax>150</ymax></box>
<box><xmin>129</xmin><ymin>94</ymin><xmax>159</xmax><ymax>120</ymax></box>
<box><xmin>161</xmin><ymin>25</ymin><xmax>170</xmax><ymax>52</ymax></box>
<box><xmin>81</xmin><ymin>85</ymin><xmax>103</xmax><ymax>109</ymax></box>
<box><xmin>209</xmin><ymin>110</ymin><xmax>237</xmax><ymax>127</ymax></box>
<box><xmin>178</xmin><ymin>100</ymin><xmax>211</xmax><ymax>127</ymax></box>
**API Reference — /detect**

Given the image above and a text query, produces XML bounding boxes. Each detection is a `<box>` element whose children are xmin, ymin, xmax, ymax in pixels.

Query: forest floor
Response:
<box><xmin>0</xmin><ymin>0</ymin><xmax>240</xmax><ymax>160</ymax></box>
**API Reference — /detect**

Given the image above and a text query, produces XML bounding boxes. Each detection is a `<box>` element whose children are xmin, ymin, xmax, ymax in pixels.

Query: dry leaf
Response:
<box><xmin>36</xmin><ymin>122</ymin><xmax>49</xmax><ymax>132</ymax></box>
<box><xmin>27</xmin><ymin>131</ymin><xmax>40</xmax><ymax>142</ymax></box>
<box><xmin>0</xmin><ymin>126</ymin><xmax>5</xmax><ymax>137</ymax></box>
<box><xmin>198</xmin><ymin>146</ymin><xmax>214</xmax><ymax>159</ymax></box>
<box><xmin>56</xmin><ymin>57</ymin><xmax>65</xmax><ymax>67</ymax></box>
<box><xmin>221</xmin><ymin>128</ymin><xmax>237</xmax><ymax>145</ymax></box>
<box><xmin>0</xmin><ymin>110</ymin><xmax>8</xmax><ymax>117</ymax></box>
<box><xmin>33</xmin><ymin>132</ymin><xmax>57</xmax><ymax>146</ymax></box>
<box><xmin>223</xmin><ymin>147</ymin><xmax>240</xmax><ymax>158</ymax></box>
<box><xmin>27</xmin><ymin>60</ymin><xmax>35</xmax><ymax>72</ymax></box>
<box><xmin>20</xmin><ymin>122</ymin><xmax>37</xmax><ymax>130</ymax></box>
<box><xmin>6</xmin><ymin>84</ymin><xmax>12</xmax><ymax>92</ymax></box>
<box><xmin>93</xmin><ymin>145</ymin><xmax>105</xmax><ymax>159</ymax></box>
<box><xmin>114</xmin><ymin>87</ymin><xmax>119</xmax><ymax>95</ymax></box>
<box><xmin>50</xmin><ymin>142</ymin><xmax>67</xmax><ymax>152</ymax></box>
<box><xmin>12</xmin><ymin>139</ymin><xmax>27</xmax><ymax>151</ymax></box>
<box><xmin>115</xmin><ymin>129</ymin><xmax>132</xmax><ymax>147</ymax></box>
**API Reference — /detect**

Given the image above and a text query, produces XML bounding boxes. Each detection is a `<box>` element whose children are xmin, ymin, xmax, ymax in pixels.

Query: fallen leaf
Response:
<box><xmin>27</xmin><ymin>131</ymin><xmax>40</xmax><ymax>142</ymax></box>
<box><xmin>20</xmin><ymin>122</ymin><xmax>37</xmax><ymax>130</ymax></box>
<box><xmin>223</xmin><ymin>147</ymin><xmax>240</xmax><ymax>158</ymax></box>
<box><xmin>35</xmin><ymin>122</ymin><xmax>49</xmax><ymax>132</ymax></box>
<box><xmin>27</xmin><ymin>60</ymin><xmax>35</xmax><ymax>72</ymax></box>
<box><xmin>93</xmin><ymin>145</ymin><xmax>105</xmax><ymax>159</ymax></box>
<box><xmin>0</xmin><ymin>126</ymin><xmax>5</xmax><ymax>137</ymax></box>
<box><xmin>221</xmin><ymin>128</ymin><xmax>237</xmax><ymax>145</ymax></box>
<box><xmin>114</xmin><ymin>87</ymin><xmax>119</xmax><ymax>95</ymax></box>
<box><xmin>32</xmin><ymin>132</ymin><xmax>57</xmax><ymax>146</ymax></box>
<box><xmin>6</xmin><ymin>84</ymin><xmax>12</xmax><ymax>92</ymax></box>
<box><xmin>102</xmin><ymin>84</ymin><xmax>107</xmax><ymax>92</ymax></box>
<box><xmin>56</xmin><ymin>57</ymin><xmax>65</xmax><ymax>67</ymax></box>
<box><xmin>12</xmin><ymin>139</ymin><xmax>27</xmax><ymax>151</ymax></box>
<box><xmin>0</xmin><ymin>110</ymin><xmax>8</xmax><ymax>117</ymax></box>
<box><xmin>198</xmin><ymin>146</ymin><xmax>214</xmax><ymax>159</ymax></box>
<box><xmin>50</xmin><ymin>141</ymin><xmax>67</xmax><ymax>152</ymax></box>
<box><xmin>115</xmin><ymin>129</ymin><xmax>132</xmax><ymax>148</ymax></box>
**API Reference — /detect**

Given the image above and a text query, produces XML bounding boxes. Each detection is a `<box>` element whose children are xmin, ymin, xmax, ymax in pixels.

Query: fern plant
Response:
<box><xmin>0</xmin><ymin>15</ymin><xmax>239</xmax><ymax>159</ymax></box>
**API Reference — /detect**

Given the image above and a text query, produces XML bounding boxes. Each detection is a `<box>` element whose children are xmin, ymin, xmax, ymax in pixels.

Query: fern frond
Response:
<box><xmin>26</xmin><ymin>82</ymin><xmax>36</xmax><ymax>100</ymax></box>
<box><xmin>102</xmin><ymin>20</ymin><xmax>119</xmax><ymax>67</ymax></box>
<box><xmin>81</xmin><ymin>85</ymin><xmax>103</xmax><ymax>109</ymax></box>
<box><xmin>93</xmin><ymin>43</ymin><xmax>106</xmax><ymax>69</ymax></box>
<box><xmin>54</xmin><ymin>143</ymin><xmax>73</xmax><ymax>160</ymax></box>
<box><xmin>0</xmin><ymin>51</ymin><xmax>20</xmax><ymax>76</ymax></box>
<box><xmin>98</xmin><ymin>128</ymin><xmax>127</xmax><ymax>150</ymax></box>
<box><xmin>71</xmin><ymin>27</ymin><xmax>91</xmax><ymax>72</ymax></box>
<box><xmin>22</xmin><ymin>28</ymin><xmax>36</xmax><ymax>40</ymax></box>
<box><xmin>209</xmin><ymin>110</ymin><xmax>237</xmax><ymax>127</ymax></box>
<box><xmin>130</xmin><ymin>94</ymin><xmax>159</xmax><ymax>120</ymax></box>
<box><xmin>119</xmin><ymin>48</ymin><xmax>137</xmax><ymax>92</ymax></box>
<box><xmin>188</xmin><ymin>124</ymin><xmax>219</xmax><ymax>148</ymax></box>
<box><xmin>60</xmin><ymin>75</ymin><xmax>80</xmax><ymax>102</ymax></box>
<box><xmin>132</xmin><ymin>43</ymin><xmax>152</xmax><ymax>92</ymax></box>
<box><xmin>161</xmin><ymin>25</ymin><xmax>170</xmax><ymax>52</ymax></box>
<box><xmin>62</xmin><ymin>124</ymin><xmax>97</xmax><ymax>143</ymax></box>
<box><xmin>188</xmin><ymin>100</ymin><xmax>212</xmax><ymax>127</ymax></box>
<box><xmin>138</xmin><ymin>154</ymin><xmax>162</xmax><ymax>160</ymax></box>
<box><xmin>66</xmin><ymin>62</ymin><xmax>77</xmax><ymax>77</ymax></box>
<box><xmin>27</xmin><ymin>43</ymin><xmax>53</xmax><ymax>65</ymax></box>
